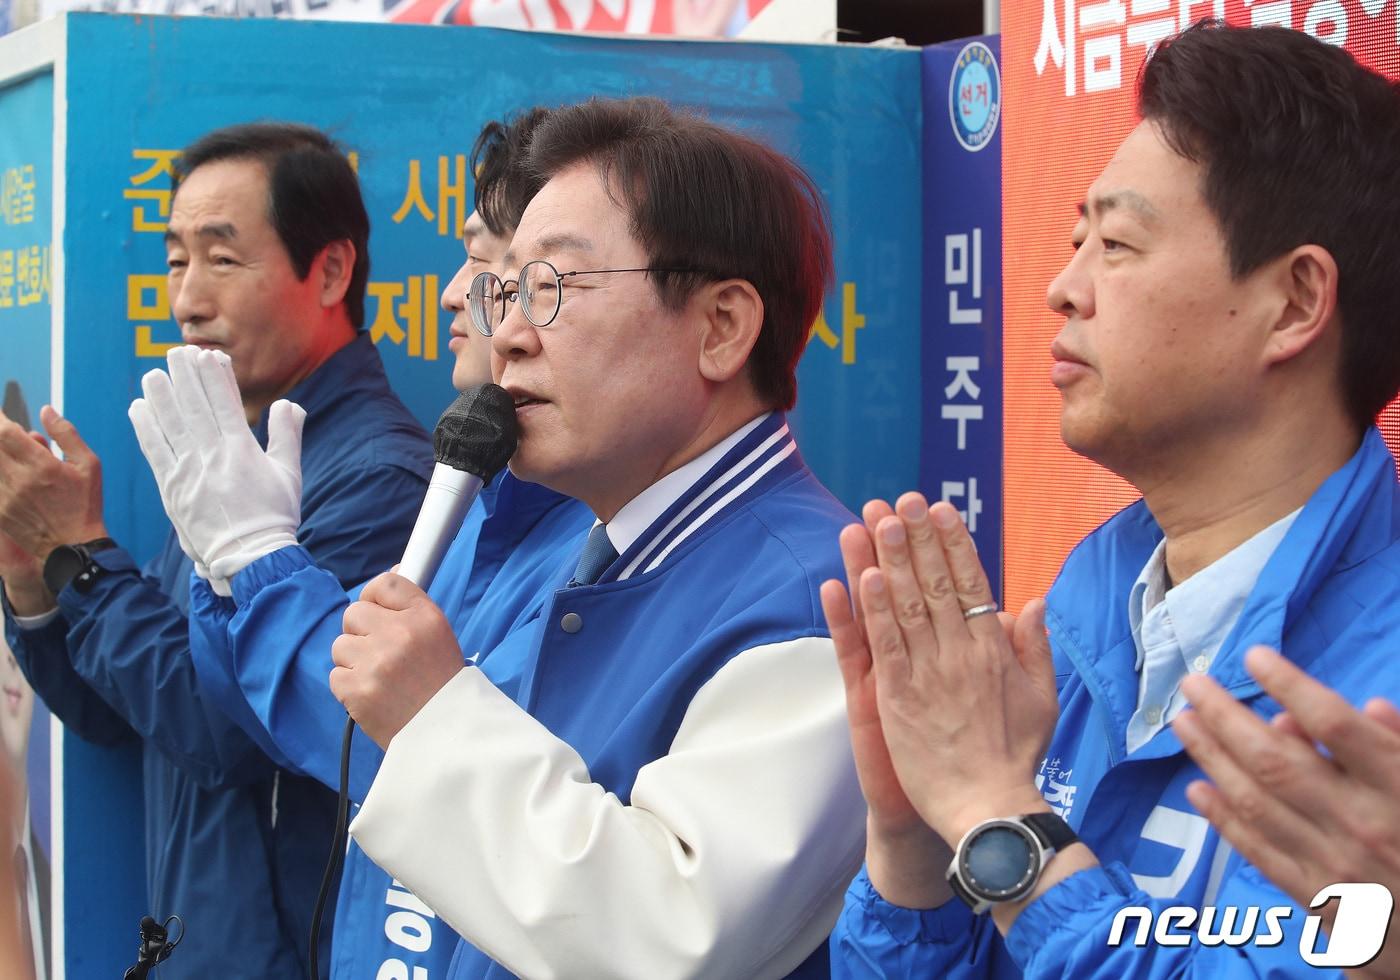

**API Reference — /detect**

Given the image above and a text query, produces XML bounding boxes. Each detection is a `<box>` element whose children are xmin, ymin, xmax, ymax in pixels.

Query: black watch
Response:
<box><xmin>946</xmin><ymin>812</ymin><xmax>1078</xmax><ymax>914</ymax></box>
<box><xmin>42</xmin><ymin>537</ymin><xmax>118</xmax><ymax>597</ymax></box>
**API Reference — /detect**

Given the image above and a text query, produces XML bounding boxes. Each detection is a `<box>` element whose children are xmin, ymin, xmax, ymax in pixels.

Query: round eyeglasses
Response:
<box><xmin>467</xmin><ymin>260</ymin><xmax>698</xmax><ymax>337</ymax></box>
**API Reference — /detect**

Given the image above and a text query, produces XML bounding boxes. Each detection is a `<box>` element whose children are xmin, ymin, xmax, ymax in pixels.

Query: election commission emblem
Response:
<box><xmin>950</xmin><ymin>41</ymin><xmax>1001</xmax><ymax>152</ymax></box>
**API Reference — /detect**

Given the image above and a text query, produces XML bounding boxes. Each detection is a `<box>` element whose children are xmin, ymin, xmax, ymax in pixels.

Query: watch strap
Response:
<box><xmin>947</xmin><ymin>865</ymin><xmax>980</xmax><ymax>909</ymax></box>
<box><xmin>1023</xmin><ymin>811</ymin><xmax>1078</xmax><ymax>852</ymax></box>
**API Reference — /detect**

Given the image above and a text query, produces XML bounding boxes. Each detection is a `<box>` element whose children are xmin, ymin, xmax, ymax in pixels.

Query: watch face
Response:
<box><xmin>962</xmin><ymin>822</ymin><xmax>1039</xmax><ymax>900</ymax></box>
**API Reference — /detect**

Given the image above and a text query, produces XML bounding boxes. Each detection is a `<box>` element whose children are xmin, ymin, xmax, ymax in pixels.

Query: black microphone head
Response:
<box><xmin>433</xmin><ymin>383</ymin><xmax>519</xmax><ymax>481</ymax></box>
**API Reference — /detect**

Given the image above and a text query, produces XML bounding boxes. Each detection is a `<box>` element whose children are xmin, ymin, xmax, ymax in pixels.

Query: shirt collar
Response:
<box><xmin>604</xmin><ymin>413</ymin><xmax>769</xmax><ymax>556</ymax></box>
<box><xmin>1128</xmin><ymin>537</ymin><xmax>1167</xmax><ymax>671</ymax></box>
<box><xmin>1129</xmin><ymin>507</ymin><xmax>1301</xmax><ymax>672</ymax></box>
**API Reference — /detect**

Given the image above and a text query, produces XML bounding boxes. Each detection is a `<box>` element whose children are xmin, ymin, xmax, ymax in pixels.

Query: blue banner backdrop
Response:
<box><xmin>47</xmin><ymin>12</ymin><xmax>924</xmax><ymax>973</ymax></box>
<box><xmin>919</xmin><ymin>36</ymin><xmax>1004</xmax><ymax>600</ymax></box>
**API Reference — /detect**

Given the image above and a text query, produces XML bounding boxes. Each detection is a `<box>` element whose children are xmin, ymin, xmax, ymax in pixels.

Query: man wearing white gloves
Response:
<box><xmin>133</xmin><ymin>96</ymin><xmax>867</xmax><ymax>980</ymax></box>
<box><xmin>0</xmin><ymin>122</ymin><xmax>432</xmax><ymax>977</ymax></box>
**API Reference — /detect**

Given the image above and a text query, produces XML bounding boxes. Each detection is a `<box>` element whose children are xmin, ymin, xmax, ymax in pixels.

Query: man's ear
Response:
<box><xmin>1263</xmin><ymin>244</ymin><xmax>1339</xmax><ymax>367</ymax></box>
<box><xmin>317</xmin><ymin>240</ymin><xmax>356</xmax><ymax>310</ymax></box>
<box><xmin>696</xmin><ymin>279</ymin><xmax>764</xmax><ymax>384</ymax></box>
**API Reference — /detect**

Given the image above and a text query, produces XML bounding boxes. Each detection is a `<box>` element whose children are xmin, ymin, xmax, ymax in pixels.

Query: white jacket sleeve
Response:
<box><xmin>349</xmin><ymin>635</ymin><xmax>864</xmax><ymax>980</ymax></box>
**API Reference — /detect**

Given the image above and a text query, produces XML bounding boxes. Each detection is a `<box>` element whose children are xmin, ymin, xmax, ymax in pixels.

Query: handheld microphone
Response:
<box><xmin>309</xmin><ymin>383</ymin><xmax>518</xmax><ymax>980</ymax></box>
<box><xmin>398</xmin><ymin>384</ymin><xmax>520</xmax><ymax>585</ymax></box>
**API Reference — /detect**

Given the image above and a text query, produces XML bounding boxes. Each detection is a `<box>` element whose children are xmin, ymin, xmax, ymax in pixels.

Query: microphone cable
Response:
<box><xmin>308</xmin><ymin>715</ymin><xmax>355</xmax><ymax>980</ymax></box>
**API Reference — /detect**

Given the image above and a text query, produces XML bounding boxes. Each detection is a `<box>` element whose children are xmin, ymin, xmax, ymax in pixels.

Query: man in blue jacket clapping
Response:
<box><xmin>827</xmin><ymin>21</ymin><xmax>1400</xmax><ymax>978</ymax></box>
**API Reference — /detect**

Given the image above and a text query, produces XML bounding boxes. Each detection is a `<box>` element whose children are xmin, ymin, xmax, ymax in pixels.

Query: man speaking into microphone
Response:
<box><xmin>139</xmin><ymin>96</ymin><xmax>867</xmax><ymax>979</ymax></box>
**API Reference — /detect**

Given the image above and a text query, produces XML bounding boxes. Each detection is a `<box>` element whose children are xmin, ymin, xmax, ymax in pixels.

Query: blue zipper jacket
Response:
<box><xmin>347</xmin><ymin>413</ymin><xmax>868</xmax><ymax>980</ymax></box>
<box><xmin>3</xmin><ymin>335</ymin><xmax>432</xmax><ymax>978</ymax></box>
<box><xmin>185</xmin><ymin>471</ymin><xmax>595</xmax><ymax>979</ymax></box>
<box><xmin>831</xmin><ymin>427</ymin><xmax>1400</xmax><ymax>979</ymax></box>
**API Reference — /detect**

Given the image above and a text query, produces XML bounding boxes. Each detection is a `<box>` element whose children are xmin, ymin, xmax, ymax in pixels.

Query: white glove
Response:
<box><xmin>167</xmin><ymin>501</ymin><xmax>233</xmax><ymax>596</ymax></box>
<box><xmin>128</xmin><ymin>346</ymin><xmax>305</xmax><ymax>585</ymax></box>
<box><xmin>128</xmin><ymin>354</ymin><xmax>231</xmax><ymax>595</ymax></box>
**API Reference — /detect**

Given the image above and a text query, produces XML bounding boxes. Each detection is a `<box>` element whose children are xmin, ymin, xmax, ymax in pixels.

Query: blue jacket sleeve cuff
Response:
<box><xmin>53</xmin><ymin>546</ymin><xmax>140</xmax><ymax>617</ymax></box>
<box><xmin>850</xmin><ymin>864</ymin><xmax>976</xmax><ymax>945</ymax></box>
<box><xmin>231</xmin><ymin>546</ymin><xmax>317</xmax><ymax>604</ymax></box>
<box><xmin>188</xmin><ymin>571</ymin><xmax>237</xmax><ymax>621</ymax></box>
<box><xmin>1005</xmin><ymin>863</ymin><xmax>1135</xmax><ymax>967</ymax></box>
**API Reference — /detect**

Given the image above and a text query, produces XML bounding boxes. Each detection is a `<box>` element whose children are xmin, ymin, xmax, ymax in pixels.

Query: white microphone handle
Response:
<box><xmin>397</xmin><ymin>461</ymin><xmax>485</xmax><ymax>587</ymax></box>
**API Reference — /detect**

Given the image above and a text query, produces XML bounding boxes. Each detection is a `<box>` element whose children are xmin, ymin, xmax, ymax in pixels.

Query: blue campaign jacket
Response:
<box><xmin>425</xmin><ymin>412</ymin><xmax>859</xmax><ymax>980</ymax></box>
<box><xmin>186</xmin><ymin>471</ymin><xmax>594</xmax><ymax>979</ymax></box>
<box><xmin>3</xmin><ymin>335</ymin><xmax>432</xmax><ymax>978</ymax></box>
<box><xmin>831</xmin><ymin>427</ymin><xmax>1400</xmax><ymax>979</ymax></box>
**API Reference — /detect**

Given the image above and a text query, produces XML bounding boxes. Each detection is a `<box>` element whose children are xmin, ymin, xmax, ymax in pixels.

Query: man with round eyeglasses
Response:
<box><xmin>138</xmin><ymin>95</ymin><xmax>865</xmax><ymax>979</ymax></box>
<box><xmin>237</xmin><ymin>95</ymin><xmax>864</xmax><ymax>979</ymax></box>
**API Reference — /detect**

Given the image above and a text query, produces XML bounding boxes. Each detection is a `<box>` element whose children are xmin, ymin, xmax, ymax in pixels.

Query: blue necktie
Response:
<box><xmin>571</xmin><ymin>524</ymin><xmax>618</xmax><ymax>587</ymax></box>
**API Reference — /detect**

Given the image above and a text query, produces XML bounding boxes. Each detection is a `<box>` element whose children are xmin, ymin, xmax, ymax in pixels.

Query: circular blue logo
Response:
<box><xmin>949</xmin><ymin>41</ymin><xmax>1001</xmax><ymax>153</ymax></box>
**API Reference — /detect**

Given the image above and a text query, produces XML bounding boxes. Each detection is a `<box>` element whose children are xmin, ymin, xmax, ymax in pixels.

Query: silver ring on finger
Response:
<box><xmin>962</xmin><ymin>603</ymin><xmax>999</xmax><ymax>620</ymax></box>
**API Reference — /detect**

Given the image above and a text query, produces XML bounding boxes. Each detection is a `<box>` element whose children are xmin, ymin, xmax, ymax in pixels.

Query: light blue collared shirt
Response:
<box><xmin>1125</xmin><ymin>508</ymin><xmax>1300</xmax><ymax>754</ymax></box>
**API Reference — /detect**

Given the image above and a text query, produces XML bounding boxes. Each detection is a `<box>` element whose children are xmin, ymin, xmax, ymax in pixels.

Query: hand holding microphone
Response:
<box><xmin>330</xmin><ymin>572</ymin><xmax>464</xmax><ymax>748</ymax></box>
<box><xmin>129</xmin><ymin>346</ymin><xmax>305</xmax><ymax>593</ymax></box>
<box><xmin>330</xmin><ymin>385</ymin><xmax>518</xmax><ymax>748</ymax></box>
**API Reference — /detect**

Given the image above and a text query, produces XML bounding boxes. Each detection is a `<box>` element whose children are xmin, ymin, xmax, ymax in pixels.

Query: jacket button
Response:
<box><xmin>560</xmin><ymin>612</ymin><xmax>583</xmax><ymax>633</ymax></box>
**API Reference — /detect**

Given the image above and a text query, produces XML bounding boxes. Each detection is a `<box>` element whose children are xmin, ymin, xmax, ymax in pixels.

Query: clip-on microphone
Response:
<box><xmin>123</xmin><ymin>913</ymin><xmax>183</xmax><ymax>980</ymax></box>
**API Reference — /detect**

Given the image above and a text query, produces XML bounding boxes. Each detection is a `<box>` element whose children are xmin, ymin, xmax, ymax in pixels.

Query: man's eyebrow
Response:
<box><xmin>1079</xmin><ymin>191</ymin><xmax>1160</xmax><ymax>224</ymax></box>
<box><xmin>503</xmin><ymin>233</ymin><xmax>594</xmax><ymax>271</ymax></box>
<box><xmin>164</xmin><ymin>222</ymin><xmax>239</xmax><ymax>244</ymax></box>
